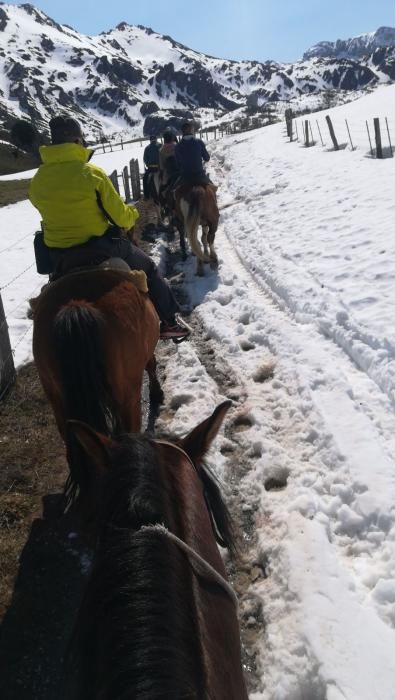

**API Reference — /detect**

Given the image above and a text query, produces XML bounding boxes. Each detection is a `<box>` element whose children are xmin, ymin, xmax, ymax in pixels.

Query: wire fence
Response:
<box><xmin>0</xmin><ymin>229</ymin><xmax>41</xmax><ymax>401</ymax></box>
<box><xmin>285</xmin><ymin>113</ymin><xmax>395</xmax><ymax>159</ymax></box>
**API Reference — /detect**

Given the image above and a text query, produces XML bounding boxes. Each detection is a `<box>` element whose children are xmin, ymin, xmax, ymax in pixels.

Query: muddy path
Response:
<box><xmin>160</xmin><ymin>236</ymin><xmax>265</xmax><ymax>693</ymax></box>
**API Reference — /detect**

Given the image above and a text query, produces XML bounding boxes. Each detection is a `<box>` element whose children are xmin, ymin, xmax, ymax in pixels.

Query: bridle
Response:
<box><xmin>138</xmin><ymin>439</ymin><xmax>238</xmax><ymax>609</ymax></box>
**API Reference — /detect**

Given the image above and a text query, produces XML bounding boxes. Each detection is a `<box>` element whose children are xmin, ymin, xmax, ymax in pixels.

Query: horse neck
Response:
<box><xmin>73</xmin><ymin>437</ymin><xmax>206</xmax><ymax>700</ymax></box>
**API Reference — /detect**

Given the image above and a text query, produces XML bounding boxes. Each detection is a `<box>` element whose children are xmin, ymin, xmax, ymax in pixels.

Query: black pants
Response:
<box><xmin>143</xmin><ymin>167</ymin><xmax>159</xmax><ymax>199</ymax></box>
<box><xmin>49</xmin><ymin>229</ymin><xmax>180</xmax><ymax>323</ymax></box>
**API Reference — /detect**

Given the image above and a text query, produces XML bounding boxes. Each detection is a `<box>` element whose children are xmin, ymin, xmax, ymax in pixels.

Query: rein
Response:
<box><xmin>140</xmin><ymin>524</ymin><xmax>238</xmax><ymax>608</ymax></box>
<box><xmin>143</xmin><ymin>439</ymin><xmax>238</xmax><ymax>608</ymax></box>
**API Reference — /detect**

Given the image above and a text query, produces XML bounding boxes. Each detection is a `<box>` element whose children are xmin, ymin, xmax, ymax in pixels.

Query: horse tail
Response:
<box><xmin>53</xmin><ymin>301</ymin><xmax>121</xmax><ymax>508</ymax></box>
<box><xmin>198</xmin><ymin>462</ymin><xmax>236</xmax><ymax>556</ymax></box>
<box><xmin>53</xmin><ymin>300</ymin><xmax>120</xmax><ymax>433</ymax></box>
<box><xmin>184</xmin><ymin>188</ymin><xmax>206</xmax><ymax>260</ymax></box>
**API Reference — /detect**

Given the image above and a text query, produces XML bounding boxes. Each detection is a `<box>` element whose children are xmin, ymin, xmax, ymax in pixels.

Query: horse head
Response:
<box><xmin>65</xmin><ymin>401</ymin><xmax>248</xmax><ymax>699</ymax></box>
<box><xmin>67</xmin><ymin>400</ymin><xmax>233</xmax><ymax>547</ymax></box>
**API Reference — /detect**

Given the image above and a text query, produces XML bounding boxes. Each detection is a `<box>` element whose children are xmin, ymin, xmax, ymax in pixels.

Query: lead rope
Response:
<box><xmin>140</xmin><ymin>524</ymin><xmax>238</xmax><ymax>609</ymax></box>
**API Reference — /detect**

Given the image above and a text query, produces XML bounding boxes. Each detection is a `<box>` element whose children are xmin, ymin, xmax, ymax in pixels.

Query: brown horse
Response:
<box><xmin>65</xmin><ymin>401</ymin><xmax>248</xmax><ymax>699</ymax></box>
<box><xmin>32</xmin><ymin>267</ymin><xmax>162</xmax><ymax>502</ymax></box>
<box><xmin>175</xmin><ymin>184</ymin><xmax>219</xmax><ymax>275</ymax></box>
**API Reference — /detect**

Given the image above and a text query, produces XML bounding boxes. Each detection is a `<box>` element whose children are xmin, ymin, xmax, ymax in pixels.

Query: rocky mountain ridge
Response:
<box><xmin>303</xmin><ymin>27</ymin><xmax>395</xmax><ymax>60</ymax></box>
<box><xmin>0</xmin><ymin>3</ymin><xmax>394</xmax><ymax>139</ymax></box>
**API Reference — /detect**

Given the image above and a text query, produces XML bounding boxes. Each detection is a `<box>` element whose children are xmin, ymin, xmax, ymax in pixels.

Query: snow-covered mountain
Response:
<box><xmin>0</xmin><ymin>3</ymin><xmax>395</xmax><ymax>139</ymax></box>
<box><xmin>304</xmin><ymin>26</ymin><xmax>395</xmax><ymax>60</ymax></box>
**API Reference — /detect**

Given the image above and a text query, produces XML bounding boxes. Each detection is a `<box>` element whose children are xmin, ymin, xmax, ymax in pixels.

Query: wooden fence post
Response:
<box><xmin>304</xmin><ymin>120</ymin><xmax>310</xmax><ymax>147</ymax></box>
<box><xmin>316</xmin><ymin>120</ymin><xmax>325</xmax><ymax>146</ymax></box>
<box><xmin>109</xmin><ymin>170</ymin><xmax>120</xmax><ymax>194</ymax></box>
<box><xmin>326</xmin><ymin>116</ymin><xmax>339</xmax><ymax>150</ymax></box>
<box><xmin>0</xmin><ymin>292</ymin><xmax>16</xmax><ymax>401</ymax></box>
<box><xmin>129</xmin><ymin>159</ymin><xmax>141</xmax><ymax>201</ymax></box>
<box><xmin>374</xmin><ymin>118</ymin><xmax>383</xmax><ymax>159</ymax></box>
<box><xmin>123</xmin><ymin>165</ymin><xmax>131</xmax><ymax>202</ymax></box>
<box><xmin>285</xmin><ymin>108</ymin><xmax>293</xmax><ymax>141</ymax></box>
<box><xmin>345</xmin><ymin>120</ymin><xmax>354</xmax><ymax>150</ymax></box>
<box><xmin>385</xmin><ymin>117</ymin><xmax>393</xmax><ymax>157</ymax></box>
<box><xmin>366</xmin><ymin>121</ymin><xmax>374</xmax><ymax>156</ymax></box>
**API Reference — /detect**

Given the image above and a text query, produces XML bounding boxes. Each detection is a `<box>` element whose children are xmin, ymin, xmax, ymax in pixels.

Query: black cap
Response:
<box><xmin>49</xmin><ymin>115</ymin><xmax>84</xmax><ymax>145</ymax></box>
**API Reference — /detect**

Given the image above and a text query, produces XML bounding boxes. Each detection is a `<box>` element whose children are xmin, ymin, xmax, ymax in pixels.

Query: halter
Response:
<box><xmin>139</xmin><ymin>439</ymin><xmax>238</xmax><ymax>609</ymax></box>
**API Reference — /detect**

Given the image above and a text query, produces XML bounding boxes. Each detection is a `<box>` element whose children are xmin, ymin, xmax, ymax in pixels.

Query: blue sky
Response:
<box><xmin>6</xmin><ymin>0</ymin><xmax>395</xmax><ymax>62</ymax></box>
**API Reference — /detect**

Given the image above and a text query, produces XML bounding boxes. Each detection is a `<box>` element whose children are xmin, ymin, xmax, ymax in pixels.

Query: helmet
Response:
<box><xmin>149</xmin><ymin>134</ymin><xmax>157</xmax><ymax>142</ymax></box>
<box><xmin>50</xmin><ymin>115</ymin><xmax>84</xmax><ymax>145</ymax></box>
<box><xmin>163</xmin><ymin>127</ymin><xmax>176</xmax><ymax>143</ymax></box>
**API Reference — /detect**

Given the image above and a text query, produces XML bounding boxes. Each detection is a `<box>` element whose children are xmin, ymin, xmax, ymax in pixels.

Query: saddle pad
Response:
<box><xmin>29</xmin><ymin>268</ymin><xmax>149</xmax><ymax>316</ymax></box>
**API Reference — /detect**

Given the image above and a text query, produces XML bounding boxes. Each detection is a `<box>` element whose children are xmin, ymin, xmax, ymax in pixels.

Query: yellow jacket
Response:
<box><xmin>29</xmin><ymin>143</ymin><xmax>139</xmax><ymax>248</ymax></box>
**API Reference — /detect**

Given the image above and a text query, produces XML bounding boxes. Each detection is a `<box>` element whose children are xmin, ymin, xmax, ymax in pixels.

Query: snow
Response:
<box><xmin>2</xmin><ymin>84</ymin><xmax>395</xmax><ymax>698</ymax></box>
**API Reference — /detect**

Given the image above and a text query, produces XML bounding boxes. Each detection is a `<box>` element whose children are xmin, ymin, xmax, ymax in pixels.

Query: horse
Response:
<box><xmin>65</xmin><ymin>400</ymin><xmax>248</xmax><ymax>700</ymax></box>
<box><xmin>175</xmin><ymin>183</ymin><xmax>219</xmax><ymax>275</ymax></box>
<box><xmin>32</xmin><ymin>267</ymin><xmax>162</xmax><ymax>505</ymax></box>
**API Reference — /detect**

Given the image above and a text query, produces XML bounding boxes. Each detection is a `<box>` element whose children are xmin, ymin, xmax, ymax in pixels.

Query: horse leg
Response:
<box><xmin>155</xmin><ymin>203</ymin><xmax>162</xmax><ymax>229</ymax></box>
<box><xmin>146</xmin><ymin>355</ymin><xmax>164</xmax><ymax>407</ymax></box>
<box><xmin>196</xmin><ymin>258</ymin><xmax>204</xmax><ymax>276</ymax></box>
<box><xmin>180</xmin><ymin>197</ymin><xmax>207</xmax><ymax>264</ymax></box>
<box><xmin>177</xmin><ymin>218</ymin><xmax>187</xmax><ymax>260</ymax></box>
<box><xmin>208</xmin><ymin>225</ymin><xmax>218</xmax><ymax>268</ymax></box>
<box><xmin>202</xmin><ymin>225</ymin><xmax>210</xmax><ymax>259</ymax></box>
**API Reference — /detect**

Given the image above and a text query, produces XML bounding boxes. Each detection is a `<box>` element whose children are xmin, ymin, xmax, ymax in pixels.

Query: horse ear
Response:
<box><xmin>66</xmin><ymin>420</ymin><xmax>111</xmax><ymax>476</ymax></box>
<box><xmin>180</xmin><ymin>400</ymin><xmax>232</xmax><ymax>463</ymax></box>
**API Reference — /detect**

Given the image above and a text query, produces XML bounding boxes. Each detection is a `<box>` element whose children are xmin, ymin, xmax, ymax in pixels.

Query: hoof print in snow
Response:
<box><xmin>264</xmin><ymin>474</ymin><xmax>288</xmax><ymax>492</ymax></box>
<box><xmin>238</xmin><ymin>311</ymin><xmax>251</xmax><ymax>325</ymax></box>
<box><xmin>240</xmin><ymin>340</ymin><xmax>255</xmax><ymax>352</ymax></box>
<box><xmin>252</xmin><ymin>361</ymin><xmax>276</xmax><ymax>383</ymax></box>
<box><xmin>220</xmin><ymin>441</ymin><xmax>235</xmax><ymax>455</ymax></box>
<box><xmin>233</xmin><ymin>413</ymin><xmax>254</xmax><ymax>431</ymax></box>
<box><xmin>169</xmin><ymin>394</ymin><xmax>193</xmax><ymax>410</ymax></box>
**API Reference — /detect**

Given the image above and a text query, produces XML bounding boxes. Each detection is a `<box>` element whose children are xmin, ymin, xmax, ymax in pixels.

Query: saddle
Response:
<box><xmin>29</xmin><ymin>263</ymin><xmax>149</xmax><ymax>318</ymax></box>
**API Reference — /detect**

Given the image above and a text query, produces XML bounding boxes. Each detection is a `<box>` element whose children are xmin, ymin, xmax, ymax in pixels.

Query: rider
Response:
<box><xmin>28</xmin><ymin>115</ymin><xmax>191</xmax><ymax>341</ymax></box>
<box><xmin>174</xmin><ymin>121</ymin><xmax>212</xmax><ymax>186</ymax></box>
<box><xmin>159</xmin><ymin>128</ymin><xmax>179</xmax><ymax>188</ymax></box>
<box><xmin>143</xmin><ymin>134</ymin><xmax>161</xmax><ymax>199</ymax></box>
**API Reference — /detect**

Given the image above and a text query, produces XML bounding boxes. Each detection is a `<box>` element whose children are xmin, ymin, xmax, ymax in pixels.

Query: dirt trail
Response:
<box><xmin>161</xmin><ymin>239</ymin><xmax>264</xmax><ymax>694</ymax></box>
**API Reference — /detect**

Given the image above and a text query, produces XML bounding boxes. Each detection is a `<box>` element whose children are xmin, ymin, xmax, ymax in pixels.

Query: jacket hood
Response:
<box><xmin>39</xmin><ymin>143</ymin><xmax>94</xmax><ymax>164</ymax></box>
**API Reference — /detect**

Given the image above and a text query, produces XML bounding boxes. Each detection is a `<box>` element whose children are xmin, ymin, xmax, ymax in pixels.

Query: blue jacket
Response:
<box><xmin>175</xmin><ymin>136</ymin><xmax>210</xmax><ymax>176</ymax></box>
<box><xmin>144</xmin><ymin>142</ymin><xmax>161</xmax><ymax>167</ymax></box>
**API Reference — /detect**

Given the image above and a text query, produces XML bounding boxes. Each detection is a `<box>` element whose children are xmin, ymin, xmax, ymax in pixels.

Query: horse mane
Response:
<box><xmin>67</xmin><ymin>435</ymin><xmax>205</xmax><ymax>700</ymax></box>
